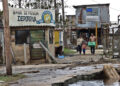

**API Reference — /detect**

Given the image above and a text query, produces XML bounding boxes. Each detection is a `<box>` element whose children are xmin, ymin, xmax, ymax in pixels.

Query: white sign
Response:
<box><xmin>86</xmin><ymin>16</ymin><xmax>99</xmax><ymax>22</ymax></box>
<box><xmin>9</xmin><ymin>7</ymin><xmax>55</xmax><ymax>27</ymax></box>
<box><xmin>33</xmin><ymin>43</ymin><xmax>41</xmax><ymax>48</ymax></box>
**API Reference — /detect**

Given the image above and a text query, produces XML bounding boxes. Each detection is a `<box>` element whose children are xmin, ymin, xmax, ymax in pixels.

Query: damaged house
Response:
<box><xmin>73</xmin><ymin>3</ymin><xmax>110</xmax><ymax>45</ymax></box>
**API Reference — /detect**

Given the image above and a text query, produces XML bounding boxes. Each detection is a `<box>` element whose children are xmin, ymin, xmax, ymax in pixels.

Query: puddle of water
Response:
<box><xmin>69</xmin><ymin>80</ymin><xmax>120</xmax><ymax>86</ymax></box>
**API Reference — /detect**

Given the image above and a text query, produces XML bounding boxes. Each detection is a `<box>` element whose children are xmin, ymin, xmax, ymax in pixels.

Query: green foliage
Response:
<box><xmin>0</xmin><ymin>11</ymin><xmax>3</xmax><ymax>17</ymax></box>
<box><xmin>0</xmin><ymin>74</ymin><xmax>25</xmax><ymax>82</ymax></box>
<box><xmin>64</xmin><ymin>48</ymin><xmax>76</xmax><ymax>55</ymax></box>
<box><xmin>25</xmin><ymin>0</ymin><xmax>55</xmax><ymax>9</ymax></box>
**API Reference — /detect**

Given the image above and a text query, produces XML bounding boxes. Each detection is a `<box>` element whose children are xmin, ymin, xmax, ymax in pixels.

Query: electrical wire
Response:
<box><xmin>91</xmin><ymin>0</ymin><xmax>120</xmax><ymax>11</ymax></box>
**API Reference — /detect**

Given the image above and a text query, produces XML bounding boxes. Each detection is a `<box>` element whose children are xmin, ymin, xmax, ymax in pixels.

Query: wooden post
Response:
<box><xmin>105</xmin><ymin>28</ymin><xmax>107</xmax><ymax>50</ymax></box>
<box><xmin>54</xmin><ymin>0</ymin><xmax>57</xmax><ymax>23</ymax></box>
<box><xmin>1</xmin><ymin>32</ymin><xmax>5</xmax><ymax>64</ymax></box>
<box><xmin>18</xmin><ymin>0</ymin><xmax>22</xmax><ymax>8</ymax></box>
<box><xmin>106</xmin><ymin>26</ymin><xmax>109</xmax><ymax>49</ymax></box>
<box><xmin>2</xmin><ymin>0</ymin><xmax>12</xmax><ymax>75</ymax></box>
<box><xmin>103</xmin><ymin>28</ymin><xmax>107</xmax><ymax>55</ymax></box>
<box><xmin>112</xmin><ymin>28</ymin><xmax>114</xmax><ymax>57</ymax></box>
<box><xmin>62</xmin><ymin>0</ymin><xmax>65</xmax><ymax>51</ymax></box>
<box><xmin>24</xmin><ymin>43</ymin><xmax>27</xmax><ymax>65</ymax></box>
<box><xmin>107</xmin><ymin>26</ymin><xmax>110</xmax><ymax>52</ymax></box>
<box><xmin>95</xmin><ymin>22</ymin><xmax>98</xmax><ymax>48</ymax></box>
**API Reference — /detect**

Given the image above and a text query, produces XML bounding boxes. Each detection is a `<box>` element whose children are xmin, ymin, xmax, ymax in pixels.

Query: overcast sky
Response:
<box><xmin>0</xmin><ymin>0</ymin><xmax>120</xmax><ymax>21</ymax></box>
<box><xmin>64</xmin><ymin>0</ymin><xmax>120</xmax><ymax>22</ymax></box>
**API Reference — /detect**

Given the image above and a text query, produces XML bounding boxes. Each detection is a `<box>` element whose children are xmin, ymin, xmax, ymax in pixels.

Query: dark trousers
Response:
<box><xmin>91</xmin><ymin>46</ymin><xmax>95</xmax><ymax>54</ymax></box>
<box><xmin>78</xmin><ymin>45</ymin><xmax>82</xmax><ymax>54</ymax></box>
<box><xmin>83</xmin><ymin>49</ymin><xmax>86</xmax><ymax>55</ymax></box>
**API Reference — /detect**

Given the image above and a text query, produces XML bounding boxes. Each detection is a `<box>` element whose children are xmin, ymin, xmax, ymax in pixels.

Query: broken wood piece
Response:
<box><xmin>103</xmin><ymin>64</ymin><xmax>120</xmax><ymax>80</ymax></box>
<box><xmin>111</xmin><ymin>66</ymin><xmax>120</xmax><ymax>79</ymax></box>
<box><xmin>103</xmin><ymin>65</ymin><xmax>113</xmax><ymax>79</ymax></box>
<box><xmin>39</xmin><ymin>42</ymin><xmax>57</xmax><ymax>63</ymax></box>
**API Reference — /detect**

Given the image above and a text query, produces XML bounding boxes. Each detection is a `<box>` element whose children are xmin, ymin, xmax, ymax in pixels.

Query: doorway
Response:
<box><xmin>30</xmin><ymin>30</ymin><xmax>46</xmax><ymax>60</ymax></box>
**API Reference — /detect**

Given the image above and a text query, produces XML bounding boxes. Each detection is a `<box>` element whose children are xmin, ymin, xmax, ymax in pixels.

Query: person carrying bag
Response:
<box><xmin>88</xmin><ymin>33</ymin><xmax>96</xmax><ymax>54</ymax></box>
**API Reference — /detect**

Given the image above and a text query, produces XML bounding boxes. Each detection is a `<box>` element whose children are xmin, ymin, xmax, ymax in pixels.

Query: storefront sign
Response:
<box><xmin>9</xmin><ymin>7</ymin><xmax>55</xmax><ymax>27</ymax></box>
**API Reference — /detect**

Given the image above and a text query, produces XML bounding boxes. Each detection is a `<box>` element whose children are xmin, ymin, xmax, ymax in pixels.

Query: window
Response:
<box><xmin>86</xmin><ymin>8</ymin><xmax>98</xmax><ymax>16</ymax></box>
<box><xmin>15</xmin><ymin>30</ymin><xmax>30</xmax><ymax>44</ymax></box>
<box><xmin>49</xmin><ymin>30</ymin><xmax>53</xmax><ymax>44</ymax></box>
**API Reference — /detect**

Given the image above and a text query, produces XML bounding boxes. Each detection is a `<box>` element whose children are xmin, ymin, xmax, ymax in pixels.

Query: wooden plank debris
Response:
<box><xmin>103</xmin><ymin>64</ymin><xmax>120</xmax><ymax>79</ymax></box>
<box><xmin>39</xmin><ymin>42</ymin><xmax>57</xmax><ymax>63</ymax></box>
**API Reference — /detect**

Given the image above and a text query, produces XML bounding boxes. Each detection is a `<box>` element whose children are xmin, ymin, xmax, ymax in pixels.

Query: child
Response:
<box><xmin>82</xmin><ymin>41</ymin><xmax>87</xmax><ymax>55</ymax></box>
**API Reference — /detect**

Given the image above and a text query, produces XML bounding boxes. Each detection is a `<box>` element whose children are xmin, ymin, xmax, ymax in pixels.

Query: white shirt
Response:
<box><xmin>77</xmin><ymin>38</ymin><xmax>83</xmax><ymax>46</ymax></box>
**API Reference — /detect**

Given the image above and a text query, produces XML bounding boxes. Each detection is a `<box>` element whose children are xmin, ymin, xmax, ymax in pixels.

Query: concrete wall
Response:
<box><xmin>11</xmin><ymin>42</ymin><xmax>30</xmax><ymax>64</ymax></box>
<box><xmin>45</xmin><ymin>28</ymin><xmax>55</xmax><ymax>62</ymax></box>
<box><xmin>11</xmin><ymin>31</ymin><xmax>30</xmax><ymax>64</ymax></box>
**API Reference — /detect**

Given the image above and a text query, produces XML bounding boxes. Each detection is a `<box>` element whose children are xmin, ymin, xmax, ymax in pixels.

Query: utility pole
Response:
<box><xmin>19</xmin><ymin>0</ymin><xmax>22</xmax><ymax>8</ymax></box>
<box><xmin>62</xmin><ymin>0</ymin><xmax>65</xmax><ymax>28</ymax></box>
<box><xmin>2</xmin><ymin>0</ymin><xmax>12</xmax><ymax>75</ymax></box>
<box><xmin>95</xmin><ymin>22</ymin><xmax>98</xmax><ymax>48</ymax></box>
<box><xmin>54</xmin><ymin>0</ymin><xmax>57</xmax><ymax>23</ymax></box>
<box><xmin>112</xmin><ymin>28</ymin><xmax>114</xmax><ymax>57</ymax></box>
<box><xmin>61</xmin><ymin>0</ymin><xmax>65</xmax><ymax>49</ymax></box>
<box><xmin>118</xmin><ymin>15</ymin><xmax>120</xmax><ymax>24</ymax></box>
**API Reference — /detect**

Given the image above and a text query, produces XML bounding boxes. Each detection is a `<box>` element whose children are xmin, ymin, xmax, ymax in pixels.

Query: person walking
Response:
<box><xmin>77</xmin><ymin>35</ymin><xmax>83</xmax><ymax>55</ymax></box>
<box><xmin>89</xmin><ymin>33</ymin><xmax>96</xmax><ymax>54</ymax></box>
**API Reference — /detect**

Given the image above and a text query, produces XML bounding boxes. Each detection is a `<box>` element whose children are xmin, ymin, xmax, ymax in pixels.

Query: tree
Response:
<box><xmin>25</xmin><ymin>0</ymin><xmax>54</xmax><ymax>9</ymax></box>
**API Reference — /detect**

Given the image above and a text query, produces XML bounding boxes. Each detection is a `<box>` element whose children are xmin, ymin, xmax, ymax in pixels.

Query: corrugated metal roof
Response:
<box><xmin>9</xmin><ymin>24</ymin><xmax>56</xmax><ymax>27</ymax></box>
<box><xmin>55</xmin><ymin>28</ymin><xmax>63</xmax><ymax>31</ymax></box>
<box><xmin>66</xmin><ymin>15</ymin><xmax>75</xmax><ymax>17</ymax></box>
<box><xmin>73</xmin><ymin>3</ymin><xmax>110</xmax><ymax>8</ymax></box>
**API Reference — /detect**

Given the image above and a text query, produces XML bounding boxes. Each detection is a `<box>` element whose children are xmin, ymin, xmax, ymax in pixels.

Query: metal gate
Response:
<box><xmin>30</xmin><ymin>30</ymin><xmax>46</xmax><ymax>60</ymax></box>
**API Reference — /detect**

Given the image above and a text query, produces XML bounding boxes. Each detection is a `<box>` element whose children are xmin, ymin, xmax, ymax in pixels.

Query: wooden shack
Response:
<box><xmin>9</xmin><ymin>7</ymin><xmax>55</xmax><ymax>64</ymax></box>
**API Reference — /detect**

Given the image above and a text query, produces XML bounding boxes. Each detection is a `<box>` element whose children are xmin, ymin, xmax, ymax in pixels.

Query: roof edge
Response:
<box><xmin>73</xmin><ymin>3</ymin><xmax>110</xmax><ymax>8</ymax></box>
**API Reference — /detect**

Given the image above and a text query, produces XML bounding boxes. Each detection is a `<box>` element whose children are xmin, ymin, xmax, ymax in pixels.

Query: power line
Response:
<box><xmin>110</xmin><ymin>7</ymin><xmax>120</xmax><ymax>11</ymax></box>
<box><xmin>91</xmin><ymin>0</ymin><xmax>120</xmax><ymax>11</ymax></box>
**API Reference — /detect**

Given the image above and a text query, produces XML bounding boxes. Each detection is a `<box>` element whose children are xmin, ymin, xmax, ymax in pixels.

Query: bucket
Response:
<box><xmin>58</xmin><ymin>55</ymin><xmax>65</xmax><ymax>59</ymax></box>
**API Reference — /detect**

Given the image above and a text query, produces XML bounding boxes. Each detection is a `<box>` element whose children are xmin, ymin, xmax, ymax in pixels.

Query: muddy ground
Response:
<box><xmin>7</xmin><ymin>63</ymin><xmax>120</xmax><ymax>86</ymax></box>
<box><xmin>0</xmin><ymin>49</ymin><xmax>120</xmax><ymax>86</ymax></box>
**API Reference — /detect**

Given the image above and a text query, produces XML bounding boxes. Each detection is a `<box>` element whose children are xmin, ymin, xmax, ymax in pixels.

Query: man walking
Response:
<box><xmin>89</xmin><ymin>33</ymin><xmax>96</xmax><ymax>54</ymax></box>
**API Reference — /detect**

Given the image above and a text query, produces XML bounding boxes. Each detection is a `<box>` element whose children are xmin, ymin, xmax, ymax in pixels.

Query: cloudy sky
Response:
<box><xmin>0</xmin><ymin>0</ymin><xmax>120</xmax><ymax>21</ymax></box>
<box><xmin>64</xmin><ymin>0</ymin><xmax>120</xmax><ymax>22</ymax></box>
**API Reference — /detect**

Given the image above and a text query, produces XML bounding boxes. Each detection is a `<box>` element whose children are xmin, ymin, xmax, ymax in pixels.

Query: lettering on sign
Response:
<box><xmin>17</xmin><ymin>16</ymin><xmax>36</xmax><ymax>22</ymax></box>
<box><xmin>9</xmin><ymin>7</ymin><xmax>55</xmax><ymax>26</ymax></box>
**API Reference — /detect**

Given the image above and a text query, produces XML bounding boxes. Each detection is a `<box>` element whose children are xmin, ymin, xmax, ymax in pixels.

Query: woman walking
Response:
<box><xmin>77</xmin><ymin>35</ymin><xmax>83</xmax><ymax>55</ymax></box>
